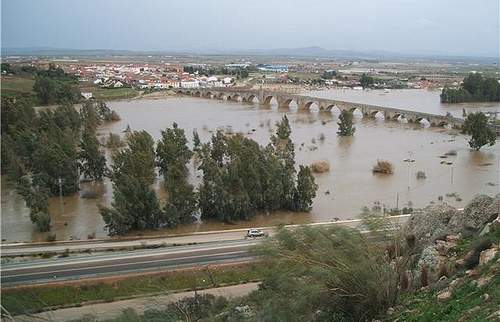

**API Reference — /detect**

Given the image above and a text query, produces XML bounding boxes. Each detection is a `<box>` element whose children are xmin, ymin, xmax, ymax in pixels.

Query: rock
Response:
<box><xmin>455</xmin><ymin>258</ymin><xmax>465</xmax><ymax>268</ymax></box>
<box><xmin>437</xmin><ymin>289</ymin><xmax>452</xmax><ymax>301</ymax></box>
<box><xmin>405</xmin><ymin>203</ymin><xmax>459</xmax><ymax>247</ymax></box>
<box><xmin>466</xmin><ymin>269</ymin><xmax>478</xmax><ymax>278</ymax></box>
<box><xmin>386</xmin><ymin>307</ymin><xmax>395</xmax><ymax>315</ymax></box>
<box><xmin>446</xmin><ymin>234</ymin><xmax>461</xmax><ymax>243</ymax></box>
<box><xmin>486</xmin><ymin>310</ymin><xmax>500</xmax><ymax>320</ymax></box>
<box><xmin>479</xmin><ymin>247</ymin><xmax>498</xmax><ymax>266</ymax></box>
<box><xmin>449</xmin><ymin>278</ymin><xmax>463</xmax><ymax>290</ymax></box>
<box><xmin>475</xmin><ymin>275</ymin><xmax>493</xmax><ymax>288</ymax></box>
<box><xmin>481</xmin><ymin>293</ymin><xmax>490</xmax><ymax>302</ymax></box>
<box><xmin>449</xmin><ymin>195</ymin><xmax>499</xmax><ymax>232</ymax></box>
<box><xmin>481</xmin><ymin>215</ymin><xmax>500</xmax><ymax>236</ymax></box>
<box><xmin>417</xmin><ymin>246</ymin><xmax>446</xmax><ymax>282</ymax></box>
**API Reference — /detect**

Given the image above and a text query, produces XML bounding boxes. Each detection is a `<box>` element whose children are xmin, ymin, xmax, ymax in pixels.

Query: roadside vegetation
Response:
<box><xmin>1</xmin><ymin>263</ymin><xmax>265</xmax><ymax>316</ymax></box>
<box><xmin>71</xmin><ymin>195</ymin><xmax>500</xmax><ymax>322</ymax></box>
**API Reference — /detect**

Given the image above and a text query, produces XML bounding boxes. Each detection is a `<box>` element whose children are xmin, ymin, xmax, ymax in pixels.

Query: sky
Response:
<box><xmin>1</xmin><ymin>0</ymin><xmax>499</xmax><ymax>57</ymax></box>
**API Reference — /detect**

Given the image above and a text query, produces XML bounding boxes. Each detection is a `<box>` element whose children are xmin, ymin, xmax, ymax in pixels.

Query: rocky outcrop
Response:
<box><xmin>405</xmin><ymin>195</ymin><xmax>500</xmax><ymax>248</ymax></box>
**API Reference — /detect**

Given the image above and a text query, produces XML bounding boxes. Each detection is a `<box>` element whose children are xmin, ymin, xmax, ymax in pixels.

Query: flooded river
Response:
<box><xmin>1</xmin><ymin>95</ymin><xmax>499</xmax><ymax>242</ymax></box>
<box><xmin>307</xmin><ymin>88</ymin><xmax>499</xmax><ymax>118</ymax></box>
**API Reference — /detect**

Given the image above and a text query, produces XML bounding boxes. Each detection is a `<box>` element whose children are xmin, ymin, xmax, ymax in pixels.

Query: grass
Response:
<box><xmin>90</xmin><ymin>87</ymin><xmax>139</xmax><ymax>100</ymax></box>
<box><xmin>388</xmin><ymin>268</ymin><xmax>499</xmax><ymax>322</ymax></box>
<box><xmin>1</xmin><ymin>75</ymin><xmax>40</xmax><ymax>105</ymax></box>
<box><xmin>1</xmin><ymin>262</ymin><xmax>265</xmax><ymax>316</ymax></box>
<box><xmin>387</xmin><ymin>230</ymin><xmax>500</xmax><ymax>322</ymax></box>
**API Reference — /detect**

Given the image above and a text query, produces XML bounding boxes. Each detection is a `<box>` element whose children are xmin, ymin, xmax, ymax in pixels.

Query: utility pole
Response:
<box><xmin>396</xmin><ymin>192</ymin><xmax>399</xmax><ymax>210</ymax></box>
<box><xmin>58</xmin><ymin>177</ymin><xmax>64</xmax><ymax>216</ymax></box>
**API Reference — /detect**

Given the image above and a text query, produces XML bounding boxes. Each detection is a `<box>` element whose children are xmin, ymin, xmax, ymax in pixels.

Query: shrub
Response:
<box><xmin>46</xmin><ymin>233</ymin><xmax>56</xmax><ymax>242</ymax></box>
<box><xmin>372</xmin><ymin>160</ymin><xmax>394</xmax><ymax>174</ymax></box>
<box><xmin>255</xmin><ymin>226</ymin><xmax>401</xmax><ymax>321</ymax></box>
<box><xmin>33</xmin><ymin>212</ymin><xmax>51</xmax><ymax>232</ymax></box>
<box><xmin>444</xmin><ymin>150</ymin><xmax>457</xmax><ymax>156</ymax></box>
<box><xmin>416</xmin><ymin>171</ymin><xmax>427</xmax><ymax>179</ymax></box>
<box><xmin>310</xmin><ymin>160</ymin><xmax>330</xmax><ymax>173</ymax></box>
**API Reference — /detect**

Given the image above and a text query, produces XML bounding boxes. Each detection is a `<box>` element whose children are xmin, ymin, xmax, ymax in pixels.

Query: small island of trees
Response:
<box><xmin>441</xmin><ymin>73</ymin><xmax>500</xmax><ymax>103</ymax></box>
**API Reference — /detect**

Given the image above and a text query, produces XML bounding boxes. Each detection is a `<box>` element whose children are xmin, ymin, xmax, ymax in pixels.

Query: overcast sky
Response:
<box><xmin>1</xmin><ymin>0</ymin><xmax>499</xmax><ymax>57</ymax></box>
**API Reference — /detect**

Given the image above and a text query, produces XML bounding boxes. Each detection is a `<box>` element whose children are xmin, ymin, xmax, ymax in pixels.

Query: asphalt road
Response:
<box><xmin>0</xmin><ymin>215</ymin><xmax>410</xmax><ymax>257</ymax></box>
<box><xmin>1</xmin><ymin>215</ymin><xmax>410</xmax><ymax>286</ymax></box>
<box><xmin>1</xmin><ymin>239</ymin><xmax>259</xmax><ymax>286</ymax></box>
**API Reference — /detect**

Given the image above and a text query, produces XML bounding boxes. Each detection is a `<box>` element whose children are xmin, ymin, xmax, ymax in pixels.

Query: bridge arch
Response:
<box><xmin>262</xmin><ymin>95</ymin><xmax>275</xmax><ymax>105</ymax></box>
<box><xmin>371</xmin><ymin>110</ymin><xmax>385</xmax><ymax>119</ymax></box>
<box><xmin>417</xmin><ymin>117</ymin><xmax>430</xmax><ymax>127</ymax></box>
<box><xmin>349</xmin><ymin>107</ymin><xmax>363</xmax><ymax>117</ymax></box>
<box><xmin>326</xmin><ymin>104</ymin><xmax>341</xmax><ymax>114</ymax></box>
<box><xmin>243</xmin><ymin>94</ymin><xmax>258</xmax><ymax>104</ymax></box>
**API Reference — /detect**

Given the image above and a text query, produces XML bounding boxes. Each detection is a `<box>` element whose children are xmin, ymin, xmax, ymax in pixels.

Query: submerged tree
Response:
<box><xmin>157</xmin><ymin>123</ymin><xmax>196</xmax><ymax>227</ymax></box>
<box><xmin>463</xmin><ymin>112</ymin><xmax>496</xmax><ymax>150</ymax></box>
<box><xmin>293</xmin><ymin>165</ymin><xmax>318</xmax><ymax>211</ymax></box>
<box><xmin>17</xmin><ymin>176</ymin><xmax>51</xmax><ymax>232</ymax></box>
<box><xmin>100</xmin><ymin>131</ymin><xmax>161</xmax><ymax>235</ymax></box>
<box><xmin>337</xmin><ymin>109</ymin><xmax>356</xmax><ymax>136</ymax></box>
<box><xmin>79</xmin><ymin>126</ymin><xmax>107</xmax><ymax>181</ymax></box>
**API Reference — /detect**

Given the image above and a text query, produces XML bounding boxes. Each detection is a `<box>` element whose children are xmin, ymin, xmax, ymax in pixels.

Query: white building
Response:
<box><xmin>180</xmin><ymin>80</ymin><xmax>200</xmax><ymax>89</ymax></box>
<box><xmin>81</xmin><ymin>92</ymin><xmax>93</xmax><ymax>99</ymax></box>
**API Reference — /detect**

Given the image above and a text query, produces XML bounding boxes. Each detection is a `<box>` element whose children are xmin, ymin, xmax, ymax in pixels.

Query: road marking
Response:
<box><xmin>2</xmin><ymin>250</ymin><xmax>250</xmax><ymax>279</ymax></box>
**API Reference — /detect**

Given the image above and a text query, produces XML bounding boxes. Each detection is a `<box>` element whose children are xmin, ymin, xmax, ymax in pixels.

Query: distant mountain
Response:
<box><xmin>2</xmin><ymin>46</ymin><xmax>497</xmax><ymax>64</ymax></box>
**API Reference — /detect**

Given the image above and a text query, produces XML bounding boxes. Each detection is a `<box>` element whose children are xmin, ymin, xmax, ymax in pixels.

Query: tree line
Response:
<box><xmin>1</xmin><ymin>98</ymin><xmax>118</xmax><ymax>231</ymax></box>
<box><xmin>101</xmin><ymin>115</ymin><xmax>318</xmax><ymax>235</ymax></box>
<box><xmin>441</xmin><ymin>73</ymin><xmax>500</xmax><ymax>103</ymax></box>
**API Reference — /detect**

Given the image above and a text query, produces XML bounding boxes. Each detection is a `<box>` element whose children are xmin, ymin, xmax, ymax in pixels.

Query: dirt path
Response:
<box><xmin>11</xmin><ymin>282</ymin><xmax>259</xmax><ymax>322</ymax></box>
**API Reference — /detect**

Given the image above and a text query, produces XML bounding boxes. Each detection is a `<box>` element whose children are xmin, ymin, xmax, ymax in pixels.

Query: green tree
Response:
<box><xmin>293</xmin><ymin>165</ymin><xmax>318</xmax><ymax>211</ymax></box>
<box><xmin>100</xmin><ymin>173</ymin><xmax>163</xmax><ymax>235</ymax></box>
<box><xmin>337</xmin><ymin>109</ymin><xmax>356</xmax><ymax>136</ymax></box>
<box><xmin>112</xmin><ymin>131</ymin><xmax>156</xmax><ymax>186</ymax></box>
<box><xmin>100</xmin><ymin>131</ymin><xmax>161</xmax><ymax>235</ymax></box>
<box><xmin>193</xmin><ymin>129</ymin><xmax>201</xmax><ymax>152</ymax></box>
<box><xmin>79</xmin><ymin>127</ymin><xmax>107</xmax><ymax>181</ymax></box>
<box><xmin>163</xmin><ymin>162</ymin><xmax>197</xmax><ymax>226</ymax></box>
<box><xmin>463</xmin><ymin>112</ymin><xmax>496</xmax><ymax>150</ymax></box>
<box><xmin>16</xmin><ymin>176</ymin><xmax>52</xmax><ymax>232</ymax></box>
<box><xmin>156</xmin><ymin>123</ymin><xmax>192</xmax><ymax>178</ymax></box>
<box><xmin>33</xmin><ymin>75</ymin><xmax>57</xmax><ymax>105</ymax></box>
<box><xmin>360</xmin><ymin>73</ymin><xmax>375</xmax><ymax>88</ymax></box>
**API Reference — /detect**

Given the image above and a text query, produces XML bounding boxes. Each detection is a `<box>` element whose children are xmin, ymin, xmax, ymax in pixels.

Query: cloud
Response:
<box><xmin>415</xmin><ymin>18</ymin><xmax>437</xmax><ymax>27</ymax></box>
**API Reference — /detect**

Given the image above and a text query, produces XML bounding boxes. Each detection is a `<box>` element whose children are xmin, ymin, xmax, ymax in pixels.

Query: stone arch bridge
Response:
<box><xmin>175</xmin><ymin>87</ymin><xmax>490</xmax><ymax>130</ymax></box>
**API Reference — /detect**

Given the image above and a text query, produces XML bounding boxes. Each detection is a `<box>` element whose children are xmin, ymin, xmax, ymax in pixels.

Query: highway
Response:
<box><xmin>1</xmin><ymin>215</ymin><xmax>410</xmax><ymax>286</ymax></box>
<box><xmin>0</xmin><ymin>215</ymin><xmax>409</xmax><ymax>256</ymax></box>
<box><xmin>1</xmin><ymin>239</ymin><xmax>258</xmax><ymax>286</ymax></box>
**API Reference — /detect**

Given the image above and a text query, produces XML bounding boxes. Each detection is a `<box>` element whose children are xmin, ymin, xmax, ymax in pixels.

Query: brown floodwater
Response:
<box><xmin>1</xmin><ymin>95</ymin><xmax>499</xmax><ymax>242</ymax></box>
<box><xmin>307</xmin><ymin>88</ymin><xmax>500</xmax><ymax>118</ymax></box>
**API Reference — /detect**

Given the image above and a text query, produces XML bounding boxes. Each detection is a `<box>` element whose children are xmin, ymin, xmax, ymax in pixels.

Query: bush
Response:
<box><xmin>33</xmin><ymin>212</ymin><xmax>51</xmax><ymax>232</ymax></box>
<box><xmin>310</xmin><ymin>160</ymin><xmax>330</xmax><ymax>173</ymax></box>
<box><xmin>254</xmin><ymin>226</ymin><xmax>401</xmax><ymax>321</ymax></box>
<box><xmin>416</xmin><ymin>171</ymin><xmax>426</xmax><ymax>179</ymax></box>
<box><xmin>46</xmin><ymin>233</ymin><xmax>56</xmax><ymax>242</ymax></box>
<box><xmin>372</xmin><ymin>160</ymin><xmax>394</xmax><ymax>174</ymax></box>
<box><xmin>444</xmin><ymin>150</ymin><xmax>457</xmax><ymax>156</ymax></box>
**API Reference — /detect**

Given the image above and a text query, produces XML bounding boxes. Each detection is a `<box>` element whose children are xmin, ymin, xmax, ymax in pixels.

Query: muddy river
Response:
<box><xmin>1</xmin><ymin>95</ymin><xmax>499</xmax><ymax>242</ymax></box>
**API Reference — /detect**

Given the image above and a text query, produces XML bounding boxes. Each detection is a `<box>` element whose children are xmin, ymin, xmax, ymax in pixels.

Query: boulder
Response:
<box><xmin>449</xmin><ymin>195</ymin><xmax>499</xmax><ymax>233</ymax></box>
<box><xmin>479</xmin><ymin>247</ymin><xmax>498</xmax><ymax>266</ymax></box>
<box><xmin>405</xmin><ymin>203</ymin><xmax>459</xmax><ymax>246</ymax></box>
<box><xmin>437</xmin><ymin>289</ymin><xmax>452</xmax><ymax>301</ymax></box>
